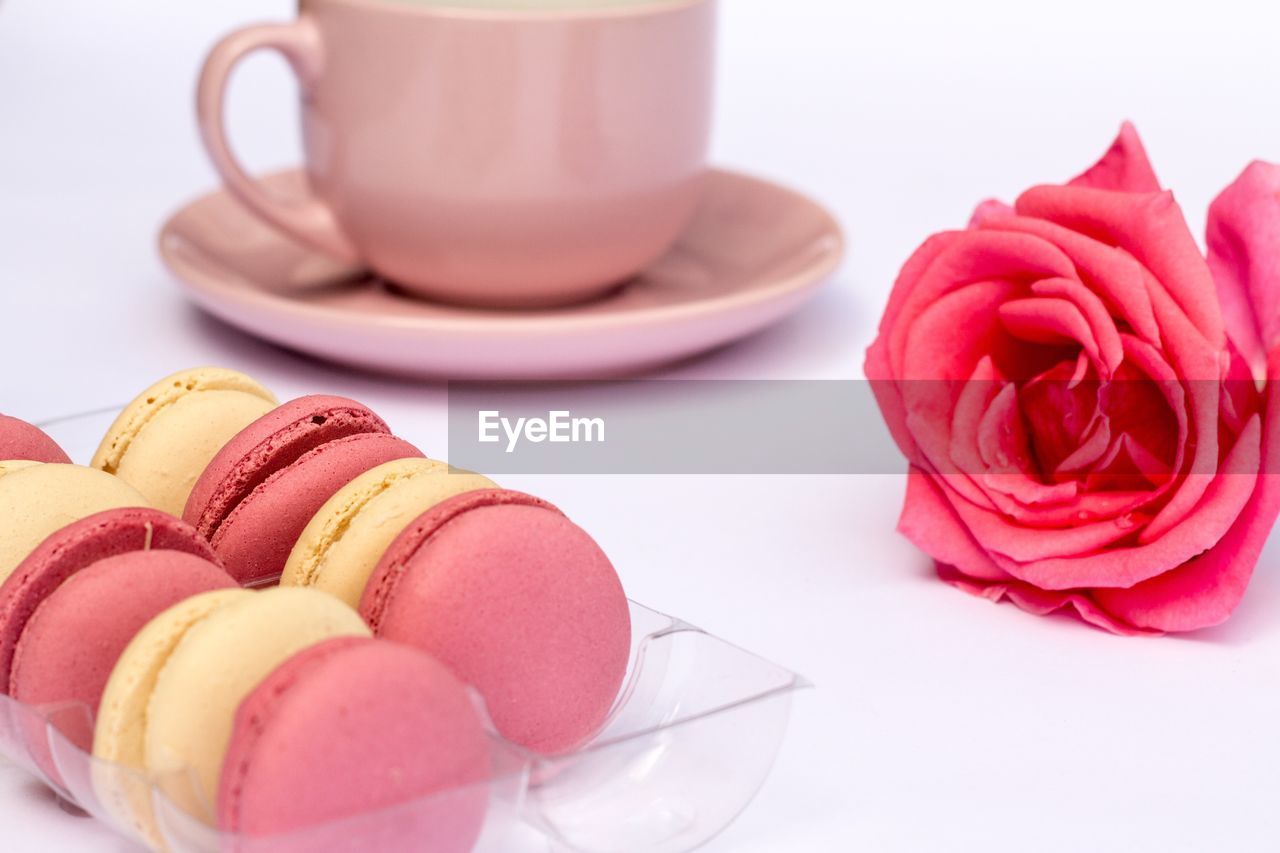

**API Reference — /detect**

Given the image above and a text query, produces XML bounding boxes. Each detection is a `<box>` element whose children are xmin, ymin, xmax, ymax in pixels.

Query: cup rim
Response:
<box><xmin>300</xmin><ymin>0</ymin><xmax>708</xmax><ymax>22</ymax></box>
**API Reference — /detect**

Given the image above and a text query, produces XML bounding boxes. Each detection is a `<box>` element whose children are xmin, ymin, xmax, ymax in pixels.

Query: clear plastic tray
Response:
<box><xmin>0</xmin><ymin>409</ymin><xmax>810</xmax><ymax>852</ymax></box>
<box><xmin>0</xmin><ymin>602</ymin><xmax>805</xmax><ymax>852</ymax></box>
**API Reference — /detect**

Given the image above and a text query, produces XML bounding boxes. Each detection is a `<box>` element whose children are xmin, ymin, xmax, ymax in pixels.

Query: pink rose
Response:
<box><xmin>865</xmin><ymin>123</ymin><xmax>1280</xmax><ymax>635</ymax></box>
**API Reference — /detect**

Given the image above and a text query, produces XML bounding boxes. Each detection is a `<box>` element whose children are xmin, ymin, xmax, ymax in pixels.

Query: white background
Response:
<box><xmin>5</xmin><ymin>0</ymin><xmax>1280</xmax><ymax>850</ymax></box>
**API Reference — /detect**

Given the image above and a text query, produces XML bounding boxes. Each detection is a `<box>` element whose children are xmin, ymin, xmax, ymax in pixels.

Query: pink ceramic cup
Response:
<box><xmin>197</xmin><ymin>0</ymin><xmax>716</xmax><ymax>308</ymax></box>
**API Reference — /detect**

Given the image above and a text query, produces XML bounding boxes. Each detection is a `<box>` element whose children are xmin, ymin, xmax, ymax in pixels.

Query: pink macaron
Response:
<box><xmin>360</xmin><ymin>490</ymin><xmax>631</xmax><ymax>755</ymax></box>
<box><xmin>184</xmin><ymin>396</ymin><xmax>423</xmax><ymax>585</ymax></box>
<box><xmin>10</xmin><ymin>550</ymin><xmax>235</xmax><ymax>789</ymax></box>
<box><xmin>0</xmin><ymin>507</ymin><xmax>221</xmax><ymax>692</ymax></box>
<box><xmin>218</xmin><ymin>637</ymin><xmax>490</xmax><ymax>852</ymax></box>
<box><xmin>0</xmin><ymin>414</ymin><xmax>70</xmax><ymax>464</ymax></box>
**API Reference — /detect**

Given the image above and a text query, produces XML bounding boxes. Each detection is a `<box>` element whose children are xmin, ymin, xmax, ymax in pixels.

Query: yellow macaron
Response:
<box><xmin>139</xmin><ymin>587</ymin><xmax>369</xmax><ymax>824</ymax></box>
<box><xmin>281</xmin><ymin>457</ymin><xmax>496</xmax><ymax>607</ymax></box>
<box><xmin>0</xmin><ymin>463</ymin><xmax>150</xmax><ymax>584</ymax></box>
<box><xmin>93</xmin><ymin>588</ymin><xmax>252</xmax><ymax>847</ymax></box>
<box><xmin>92</xmin><ymin>368</ymin><xmax>277</xmax><ymax>516</ymax></box>
<box><xmin>0</xmin><ymin>459</ymin><xmax>41</xmax><ymax>479</ymax></box>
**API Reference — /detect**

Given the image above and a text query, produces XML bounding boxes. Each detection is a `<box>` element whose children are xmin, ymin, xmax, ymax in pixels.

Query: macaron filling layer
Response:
<box><xmin>186</xmin><ymin>397</ymin><xmax>393</xmax><ymax>542</ymax></box>
<box><xmin>283</xmin><ymin>458</ymin><xmax>495</xmax><ymax>607</ymax></box>
<box><xmin>286</xmin><ymin>462</ymin><xmax>452</xmax><ymax>591</ymax></box>
<box><xmin>209</xmin><ymin>433</ymin><xmax>424</xmax><ymax>584</ymax></box>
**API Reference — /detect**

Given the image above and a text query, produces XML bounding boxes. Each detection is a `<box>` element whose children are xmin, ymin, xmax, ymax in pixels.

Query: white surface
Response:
<box><xmin>4</xmin><ymin>1</ymin><xmax>1280</xmax><ymax>851</ymax></box>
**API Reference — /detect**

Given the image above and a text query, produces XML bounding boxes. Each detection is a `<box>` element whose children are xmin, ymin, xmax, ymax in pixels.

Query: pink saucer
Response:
<box><xmin>159</xmin><ymin>169</ymin><xmax>845</xmax><ymax>379</ymax></box>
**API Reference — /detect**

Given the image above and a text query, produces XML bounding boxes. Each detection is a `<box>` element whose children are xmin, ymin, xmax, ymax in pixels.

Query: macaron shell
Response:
<box><xmin>185</xmin><ymin>395</ymin><xmax>392</xmax><ymax>539</ymax></box>
<box><xmin>93</xmin><ymin>369</ymin><xmax>277</xmax><ymax>516</ymax></box>
<box><xmin>11</xmin><ymin>551</ymin><xmax>237</xmax><ymax>717</ymax></box>
<box><xmin>0</xmin><ymin>507</ymin><xmax>220</xmax><ymax>693</ymax></box>
<box><xmin>93</xmin><ymin>588</ymin><xmax>252</xmax><ymax>847</ymax></box>
<box><xmin>212</xmin><ymin>433</ymin><xmax>424</xmax><ymax>585</ymax></box>
<box><xmin>10</xmin><ymin>552</ymin><xmax>237</xmax><ymax>786</ymax></box>
<box><xmin>0</xmin><ymin>460</ymin><xmax>41</xmax><ymax>479</ymax></box>
<box><xmin>110</xmin><ymin>390</ymin><xmax>277</xmax><ymax>516</ymax></box>
<box><xmin>0</xmin><ymin>465</ymin><xmax>150</xmax><ymax>585</ymax></box>
<box><xmin>0</xmin><ymin>415</ymin><xmax>71</xmax><ymax>464</ymax></box>
<box><xmin>361</xmin><ymin>490</ymin><xmax>631</xmax><ymax>755</ymax></box>
<box><xmin>282</xmin><ymin>458</ymin><xmax>495</xmax><ymax>607</ymax></box>
<box><xmin>218</xmin><ymin>638</ymin><xmax>489</xmax><ymax>851</ymax></box>
<box><xmin>144</xmin><ymin>587</ymin><xmax>370</xmax><ymax>823</ymax></box>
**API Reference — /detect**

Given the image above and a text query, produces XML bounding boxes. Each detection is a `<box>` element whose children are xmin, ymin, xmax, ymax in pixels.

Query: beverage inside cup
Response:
<box><xmin>198</xmin><ymin>0</ymin><xmax>716</xmax><ymax>309</ymax></box>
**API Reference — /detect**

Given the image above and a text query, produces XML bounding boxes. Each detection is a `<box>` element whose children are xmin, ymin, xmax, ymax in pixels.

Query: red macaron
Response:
<box><xmin>360</xmin><ymin>490</ymin><xmax>632</xmax><ymax>755</ymax></box>
<box><xmin>10</xmin><ymin>551</ymin><xmax>237</xmax><ymax>762</ymax></box>
<box><xmin>0</xmin><ymin>414</ymin><xmax>70</xmax><ymax>464</ymax></box>
<box><xmin>218</xmin><ymin>637</ymin><xmax>490</xmax><ymax>852</ymax></box>
<box><xmin>0</xmin><ymin>507</ymin><xmax>221</xmax><ymax>692</ymax></box>
<box><xmin>184</xmin><ymin>396</ymin><xmax>423</xmax><ymax>585</ymax></box>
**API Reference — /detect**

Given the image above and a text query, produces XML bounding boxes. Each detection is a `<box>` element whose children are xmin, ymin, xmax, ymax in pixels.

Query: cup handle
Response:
<box><xmin>196</xmin><ymin>20</ymin><xmax>359</xmax><ymax>263</ymax></box>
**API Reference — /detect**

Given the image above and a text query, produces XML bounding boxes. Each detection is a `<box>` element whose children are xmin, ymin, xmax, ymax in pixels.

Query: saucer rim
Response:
<box><xmin>159</xmin><ymin>166</ymin><xmax>846</xmax><ymax>339</ymax></box>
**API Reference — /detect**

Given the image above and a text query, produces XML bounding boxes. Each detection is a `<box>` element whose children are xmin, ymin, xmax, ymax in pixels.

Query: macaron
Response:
<box><xmin>140</xmin><ymin>587</ymin><xmax>371</xmax><ymax>823</ymax></box>
<box><xmin>10</xmin><ymin>550</ymin><xmax>237</xmax><ymax>786</ymax></box>
<box><xmin>0</xmin><ymin>460</ymin><xmax>41</xmax><ymax>478</ymax></box>
<box><xmin>0</xmin><ymin>507</ymin><xmax>220</xmax><ymax>694</ymax></box>
<box><xmin>184</xmin><ymin>396</ymin><xmax>424</xmax><ymax>585</ymax></box>
<box><xmin>93</xmin><ymin>588</ymin><xmax>251</xmax><ymax>847</ymax></box>
<box><xmin>92</xmin><ymin>368</ymin><xmax>277</xmax><ymax>516</ymax></box>
<box><xmin>218</xmin><ymin>638</ymin><xmax>490</xmax><ymax>851</ymax></box>
<box><xmin>0</xmin><ymin>414</ymin><xmax>70</xmax><ymax>464</ymax></box>
<box><xmin>282</xmin><ymin>458</ymin><xmax>496</xmax><ymax>607</ymax></box>
<box><xmin>0</xmin><ymin>464</ymin><xmax>150</xmax><ymax>586</ymax></box>
<box><xmin>360</xmin><ymin>490</ymin><xmax>632</xmax><ymax>755</ymax></box>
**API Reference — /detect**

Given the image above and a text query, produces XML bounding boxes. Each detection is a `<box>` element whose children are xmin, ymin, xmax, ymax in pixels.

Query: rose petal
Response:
<box><xmin>902</xmin><ymin>280</ymin><xmax>1020</xmax><ymax>381</ymax></box>
<box><xmin>949</xmin><ymin>357</ymin><xmax>1005</xmax><ymax>475</ymax></box>
<box><xmin>1028</xmin><ymin>278</ymin><xmax>1125</xmax><ymax>376</ymax></box>
<box><xmin>1219</xmin><ymin>343</ymin><xmax>1263</xmax><ymax>436</ymax></box>
<box><xmin>947</xmin><ymin>484</ymin><xmax>1141</xmax><ymax>563</ymax></box>
<box><xmin>980</xmin><ymin>216</ymin><xmax>1160</xmax><ymax>344</ymax></box>
<box><xmin>1015</xmin><ymin>186</ymin><xmax>1226</xmax><ymax>348</ymax></box>
<box><xmin>996</xmin><ymin>415</ymin><xmax>1261</xmax><ymax>591</ymax></box>
<box><xmin>866</xmin><ymin>232</ymin><xmax>964</xmax><ymax>460</ymax></box>
<box><xmin>937</xmin><ymin>563</ymin><xmax>1160</xmax><ymax>637</ymax></box>
<box><xmin>975</xmin><ymin>382</ymin><xmax>1032</xmax><ymax>473</ymax></box>
<box><xmin>973</xmin><ymin>381</ymin><xmax>1082</xmax><ymax>509</ymax></box>
<box><xmin>1091</xmin><ymin>351</ymin><xmax>1280</xmax><ymax>632</ymax></box>
<box><xmin>1136</xmin><ymin>275</ymin><xmax>1223</xmax><ymax>543</ymax></box>
<box><xmin>970</xmin><ymin>199</ymin><xmax>1016</xmax><ymax>228</ymax></box>
<box><xmin>1117</xmin><ymin>333</ymin><xmax>1188</xmax><ymax>478</ymax></box>
<box><xmin>886</xmin><ymin>230</ymin><xmax>1076</xmax><ymax>379</ymax></box>
<box><xmin>1055</xmin><ymin>416</ymin><xmax>1111</xmax><ymax>474</ymax></box>
<box><xmin>998</xmin><ymin>297</ymin><xmax>1100</xmax><ymax>363</ymax></box>
<box><xmin>1206</xmin><ymin>160</ymin><xmax>1280</xmax><ymax>380</ymax></box>
<box><xmin>1068</xmin><ymin>122</ymin><xmax>1163</xmax><ymax>194</ymax></box>
<box><xmin>898</xmin><ymin>468</ymin><xmax>1012</xmax><ymax>582</ymax></box>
